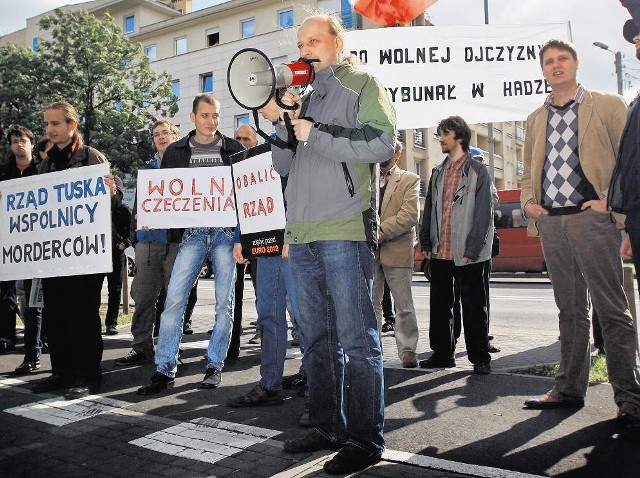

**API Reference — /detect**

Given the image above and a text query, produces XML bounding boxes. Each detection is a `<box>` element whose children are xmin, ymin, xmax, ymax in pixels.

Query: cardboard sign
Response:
<box><xmin>231</xmin><ymin>144</ymin><xmax>286</xmax><ymax>258</ymax></box>
<box><xmin>136</xmin><ymin>167</ymin><xmax>238</xmax><ymax>229</ymax></box>
<box><xmin>0</xmin><ymin>163</ymin><xmax>112</xmax><ymax>281</ymax></box>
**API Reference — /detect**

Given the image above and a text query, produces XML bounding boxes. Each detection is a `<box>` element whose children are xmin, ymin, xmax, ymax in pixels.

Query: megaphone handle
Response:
<box><xmin>282</xmin><ymin>112</ymin><xmax>296</xmax><ymax>142</ymax></box>
<box><xmin>275</xmin><ymin>89</ymin><xmax>298</xmax><ymax>111</ymax></box>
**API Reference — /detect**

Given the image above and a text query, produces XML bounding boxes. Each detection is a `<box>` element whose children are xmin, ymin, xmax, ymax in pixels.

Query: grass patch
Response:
<box><xmin>513</xmin><ymin>354</ymin><xmax>608</xmax><ymax>383</ymax></box>
<box><xmin>99</xmin><ymin>304</ymin><xmax>134</xmax><ymax>332</ymax></box>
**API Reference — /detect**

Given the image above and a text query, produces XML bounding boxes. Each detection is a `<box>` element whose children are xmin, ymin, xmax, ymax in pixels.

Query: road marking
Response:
<box><xmin>130</xmin><ymin>417</ymin><xmax>280</xmax><ymax>464</ymax></box>
<box><xmin>4</xmin><ymin>395</ymin><xmax>132</xmax><ymax>427</ymax></box>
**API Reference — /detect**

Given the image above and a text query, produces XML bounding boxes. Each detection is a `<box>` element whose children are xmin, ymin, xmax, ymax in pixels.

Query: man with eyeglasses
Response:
<box><xmin>114</xmin><ymin>119</ymin><xmax>185</xmax><ymax>367</ymax></box>
<box><xmin>0</xmin><ymin>126</ymin><xmax>42</xmax><ymax>370</ymax></box>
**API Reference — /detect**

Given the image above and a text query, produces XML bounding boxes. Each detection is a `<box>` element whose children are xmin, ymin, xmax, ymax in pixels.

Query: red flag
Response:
<box><xmin>351</xmin><ymin>0</ymin><xmax>438</xmax><ymax>26</ymax></box>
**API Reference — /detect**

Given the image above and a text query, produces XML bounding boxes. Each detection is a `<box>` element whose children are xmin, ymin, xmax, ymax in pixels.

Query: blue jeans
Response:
<box><xmin>257</xmin><ymin>255</ymin><xmax>304</xmax><ymax>391</ymax></box>
<box><xmin>155</xmin><ymin>228</ymin><xmax>236</xmax><ymax>378</ymax></box>
<box><xmin>289</xmin><ymin>241</ymin><xmax>384</xmax><ymax>454</ymax></box>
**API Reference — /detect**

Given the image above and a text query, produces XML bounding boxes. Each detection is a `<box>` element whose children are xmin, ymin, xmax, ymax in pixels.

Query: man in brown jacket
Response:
<box><xmin>373</xmin><ymin>140</ymin><xmax>420</xmax><ymax>368</ymax></box>
<box><xmin>520</xmin><ymin>40</ymin><xmax>640</xmax><ymax>441</ymax></box>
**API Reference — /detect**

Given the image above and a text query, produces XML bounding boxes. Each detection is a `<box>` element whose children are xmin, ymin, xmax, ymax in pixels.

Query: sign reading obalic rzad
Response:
<box><xmin>231</xmin><ymin>144</ymin><xmax>286</xmax><ymax>258</ymax></box>
<box><xmin>0</xmin><ymin>163</ymin><xmax>113</xmax><ymax>281</ymax></box>
<box><xmin>136</xmin><ymin>166</ymin><xmax>238</xmax><ymax>229</ymax></box>
<box><xmin>343</xmin><ymin>22</ymin><xmax>571</xmax><ymax>129</ymax></box>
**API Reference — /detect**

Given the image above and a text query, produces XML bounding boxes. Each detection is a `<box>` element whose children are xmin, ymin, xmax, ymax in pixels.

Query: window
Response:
<box><xmin>171</xmin><ymin>79</ymin><xmax>180</xmax><ymax>98</ymax></box>
<box><xmin>124</xmin><ymin>15</ymin><xmax>135</xmax><ymax>34</ymax></box>
<box><xmin>413</xmin><ymin>129</ymin><xmax>424</xmax><ymax>147</ymax></box>
<box><xmin>279</xmin><ymin>9</ymin><xmax>294</xmax><ymax>28</ymax></box>
<box><xmin>145</xmin><ymin>45</ymin><xmax>156</xmax><ymax>61</ymax></box>
<box><xmin>206</xmin><ymin>28</ymin><xmax>219</xmax><ymax>47</ymax></box>
<box><xmin>175</xmin><ymin>36</ymin><xmax>187</xmax><ymax>55</ymax></box>
<box><xmin>235</xmin><ymin>114</ymin><xmax>249</xmax><ymax>129</ymax></box>
<box><xmin>201</xmin><ymin>73</ymin><xmax>213</xmax><ymax>93</ymax></box>
<box><xmin>32</xmin><ymin>36</ymin><xmax>39</xmax><ymax>53</ymax></box>
<box><xmin>415</xmin><ymin>161</ymin><xmax>421</xmax><ymax>177</ymax></box>
<box><xmin>241</xmin><ymin>18</ymin><xmax>255</xmax><ymax>38</ymax></box>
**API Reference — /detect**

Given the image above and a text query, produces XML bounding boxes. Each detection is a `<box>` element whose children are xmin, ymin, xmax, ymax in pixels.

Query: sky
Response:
<box><xmin>1</xmin><ymin>0</ymin><xmax>638</xmax><ymax>101</ymax></box>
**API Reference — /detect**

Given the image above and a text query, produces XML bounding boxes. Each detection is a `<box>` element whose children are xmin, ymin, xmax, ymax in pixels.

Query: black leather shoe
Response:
<box><xmin>283</xmin><ymin>429</ymin><xmax>342</xmax><ymax>453</ymax></box>
<box><xmin>32</xmin><ymin>374</ymin><xmax>73</xmax><ymax>394</ymax></box>
<box><xmin>524</xmin><ymin>391</ymin><xmax>584</xmax><ymax>409</ymax></box>
<box><xmin>419</xmin><ymin>355</ymin><xmax>456</xmax><ymax>369</ymax></box>
<box><xmin>473</xmin><ymin>362</ymin><xmax>491</xmax><ymax>375</ymax></box>
<box><xmin>137</xmin><ymin>372</ymin><xmax>174</xmax><ymax>396</ymax></box>
<box><xmin>64</xmin><ymin>376</ymin><xmax>101</xmax><ymax>400</ymax></box>
<box><xmin>323</xmin><ymin>444</ymin><xmax>382</xmax><ymax>475</ymax></box>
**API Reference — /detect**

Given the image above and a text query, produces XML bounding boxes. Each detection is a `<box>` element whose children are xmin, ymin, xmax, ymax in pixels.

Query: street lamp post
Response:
<box><xmin>484</xmin><ymin>0</ymin><xmax>495</xmax><ymax>180</ymax></box>
<box><xmin>593</xmin><ymin>41</ymin><xmax>624</xmax><ymax>95</ymax></box>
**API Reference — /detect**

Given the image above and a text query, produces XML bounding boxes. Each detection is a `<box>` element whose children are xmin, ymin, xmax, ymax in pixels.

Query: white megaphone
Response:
<box><xmin>227</xmin><ymin>48</ymin><xmax>315</xmax><ymax>111</ymax></box>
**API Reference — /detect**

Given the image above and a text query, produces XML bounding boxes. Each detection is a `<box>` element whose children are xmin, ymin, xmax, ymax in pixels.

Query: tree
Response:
<box><xmin>0</xmin><ymin>44</ymin><xmax>42</xmax><ymax>160</ymax></box>
<box><xmin>34</xmin><ymin>8</ymin><xmax>178</xmax><ymax>174</ymax></box>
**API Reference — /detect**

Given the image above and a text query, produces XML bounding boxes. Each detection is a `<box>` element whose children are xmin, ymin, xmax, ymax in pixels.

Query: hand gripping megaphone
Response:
<box><xmin>227</xmin><ymin>48</ymin><xmax>316</xmax><ymax>149</ymax></box>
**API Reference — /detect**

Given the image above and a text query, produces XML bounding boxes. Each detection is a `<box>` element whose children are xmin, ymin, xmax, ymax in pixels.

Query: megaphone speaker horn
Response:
<box><xmin>227</xmin><ymin>48</ymin><xmax>276</xmax><ymax>110</ymax></box>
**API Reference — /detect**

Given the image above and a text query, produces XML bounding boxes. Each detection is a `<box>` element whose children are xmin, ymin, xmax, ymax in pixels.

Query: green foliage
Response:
<box><xmin>0</xmin><ymin>44</ymin><xmax>43</xmax><ymax>159</ymax></box>
<box><xmin>0</xmin><ymin>8</ymin><xmax>178</xmax><ymax>174</ymax></box>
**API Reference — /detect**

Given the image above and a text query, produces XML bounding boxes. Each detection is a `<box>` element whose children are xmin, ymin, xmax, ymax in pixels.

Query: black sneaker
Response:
<box><xmin>32</xmin><ymin>374</ymin><xmax>73</xmax><ymax>394</ymax></box>
<box><xmin>14</xmin><ymin>359</ymin><xmax>40</xmax><ymax>375</ymax></box>
<box><xmin>183</xmin><ymin>323</ymin><xmax>193</xmax><ymax>335</ymax></box>
<box><xmin>227</xmin><ymin>384</ymin><xmax>283</xmax><ymax>407</ymax></box>
<box><xmin>381</xmin><ymin>321</ymin><xmax>395</xmax><ymax>332</ymax></box>
<box><xmin>114</xmin><ymin>350</ymin><xmax>152</xmax><ymax>366</ymax></box>
<box><xmin>200</xmin><ymin>368</ymin><xmax>221</xmax><ymax>389</ymax></box>
<box><xmin>283</xmin><ymin>429</ymin><xmax>342</xmax><ymax>453</ymax></box>
<box><xmin>282</xmin><ymin>372</ymin><xmax>307</xmax><ymax>390</ymax></box>
<box><xmin>323</xmin><ymin>443</ymin><xmax>382</xmax><ymax>475</ymax></box>
<box><xmin>137</xmin><ymin>372</ymin><xmax>174</xmax><ymax>396</ymax></box>
<box><xmin>419</xmin><ymin>355</ymin><xmax>456</xmax><ymax>369</ymax></box>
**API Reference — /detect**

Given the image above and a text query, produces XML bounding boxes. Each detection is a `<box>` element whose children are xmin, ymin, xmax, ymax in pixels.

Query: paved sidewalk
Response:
<box><xmin>1</xmin><ymin>277</ymin><xmax>638</xmax><ymax>478</ymax></box>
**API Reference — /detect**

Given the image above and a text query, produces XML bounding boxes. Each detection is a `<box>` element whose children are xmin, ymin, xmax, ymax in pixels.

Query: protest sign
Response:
<box><xmin>343</xmin><ymin>23</ymin><xmax>571</xmax><ymax>129</ymax></box>
<box><xmin>0</xmin><ymin>163</ymin><xmax>112</xmax><ymax>281</ymax></box>
<box><xmin>231</xmin><ymin>144</ymin><xmax>286</xmax><ymax>258</ymax></box>
<box><xmin>136</xmin><ymin>167</ymin><xmax>238</xmax><ymax>229</ymax></box>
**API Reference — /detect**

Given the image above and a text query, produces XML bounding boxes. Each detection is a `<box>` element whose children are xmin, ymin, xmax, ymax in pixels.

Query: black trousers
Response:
<box><xmin>429</xmin><ymin>258</ymin><xmax>490</xmax><ymax>365</ymax></box>
<box><xmin>102</xmin><ymin>250</ymin><xmax>125</xmax><ymax>327</ymax></box>
<box><xmin>42</xmin><ymin>273</ymin><xmax>103</xmax><ymax>380</ymax></box>
<box><xmin>0</xmin><ymin>280</ymin><xmax>17</xmax><ymax>344</ymax></box>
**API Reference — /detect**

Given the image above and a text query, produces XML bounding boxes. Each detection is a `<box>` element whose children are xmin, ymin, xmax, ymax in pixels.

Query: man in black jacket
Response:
<box><xmin>138</xmin><ymin>94</ymin><xmax>244</xmax><ymax>395</ymax></box>
<box><xmin>606</xmin><ymin>0</ymin><xmax>640</xmax><ymax>442</ymax></box>
<box><xmin>0</xmin><ymin>125</ymin><xmax>42</xmax><ymax>372</ymax></box>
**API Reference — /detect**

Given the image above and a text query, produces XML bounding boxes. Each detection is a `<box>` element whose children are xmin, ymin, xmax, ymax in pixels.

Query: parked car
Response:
<box><xmin>124</xmin><ymin>246</ymin><xmax>213</xmax><ymax>278</ymax></box>
<box><xmin>413</xmin><ymin>188</ymin><xmax>545</xmax><ymax>280</ymax></box>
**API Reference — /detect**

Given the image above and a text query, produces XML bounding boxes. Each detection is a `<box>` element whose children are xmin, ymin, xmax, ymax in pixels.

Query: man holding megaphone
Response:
<box><xmin>266</xmin><ymin>13</ymin><xmax>397</xmax><ymax>476</ymax></box>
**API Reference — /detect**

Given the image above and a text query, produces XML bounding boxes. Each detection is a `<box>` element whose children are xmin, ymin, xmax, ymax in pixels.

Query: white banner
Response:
<box><xmin>0</xmin><ymin>163</ymin><xmax>112</xmax><ymax>281</ymax></box>
<box><xmin>137</xmin><ymin>167</ymin><xmax>238</xmax><ymax>229</ymax></box>
<box><xmin>343</xmin><ymin>23</ymin><xmax>571</xmax><ymax>129</ymax></box>
<box><xmin>233</xmin><ymin>150</ymin><xmax>286</xmax><ymax>234</ymax></box>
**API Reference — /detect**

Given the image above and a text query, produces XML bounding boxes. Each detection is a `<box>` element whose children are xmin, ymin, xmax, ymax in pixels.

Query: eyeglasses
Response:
<box><xmin>10</xmin><ymin>138</ymin><xmax>30</xmax><ymax>145</ymax></box>
<box><xmin>153</xmin><ymin>130</ymin><xmax>172</xmax><ymax>139</ymax></box>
